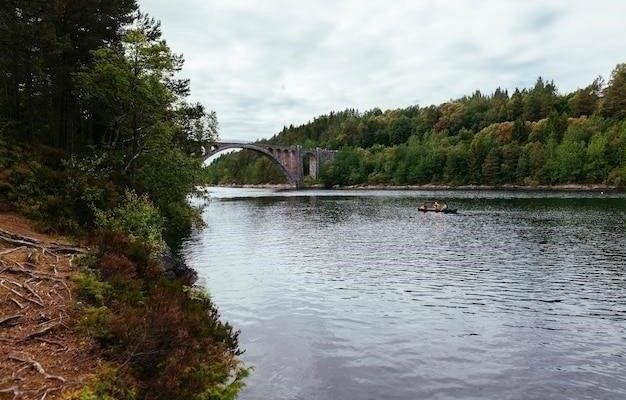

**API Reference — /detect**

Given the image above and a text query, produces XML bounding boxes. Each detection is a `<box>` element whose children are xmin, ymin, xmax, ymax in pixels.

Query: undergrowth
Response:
<box><xmin>72</xmin><ymin>231</ymin><xmax>248</xmax><ymax>400</ymax></box>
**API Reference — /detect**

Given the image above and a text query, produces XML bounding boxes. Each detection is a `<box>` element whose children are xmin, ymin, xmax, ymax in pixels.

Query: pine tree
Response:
<box><xmin>601</xmin><ymin>64</ymin><xmax>626</xmax><ymax>120</ymax></box>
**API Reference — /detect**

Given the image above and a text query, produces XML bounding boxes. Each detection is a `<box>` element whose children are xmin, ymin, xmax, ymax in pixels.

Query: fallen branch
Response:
<box><xmin>8</xmin><ymin>353</ymin><xmax>66</xmax><ymax>382</ymax></box>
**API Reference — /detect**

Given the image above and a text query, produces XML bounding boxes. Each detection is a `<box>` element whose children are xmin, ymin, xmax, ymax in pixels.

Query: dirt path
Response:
<box><xmin>0</xmin><ymin>214</ymin><xmax>99</xmax><ymax>400</ymax></box>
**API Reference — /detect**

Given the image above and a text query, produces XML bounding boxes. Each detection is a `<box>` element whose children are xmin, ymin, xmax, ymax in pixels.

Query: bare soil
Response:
<box><xmin>0</xmin><ymin>213</ymin><xmax>100</xmax><ymax>400</ymax></box>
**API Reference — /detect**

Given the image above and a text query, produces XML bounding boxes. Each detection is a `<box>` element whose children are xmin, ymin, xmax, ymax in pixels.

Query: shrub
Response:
<box><xmin>62</xmin><ymin>365</ymin><xmax>137</xmax><ymax>400</ymax></box>
<box><xmin>73</xmin><ymin>271</ymin><xmax>112</xmax><ymax>306</ymax></box>
<box><xmin>95</xmin><ymin>191</ymin><xmax>165</xmax><ymax>253</ymax></box>
<box><xmin>78</xmin><ymin>306</ymin><xmax>114</xmax><ymax>342</ymax></box>
<box><xmin>75</xmin><ymin>233</ymin><xmax>247</xmax><ymax>400</ymax></box>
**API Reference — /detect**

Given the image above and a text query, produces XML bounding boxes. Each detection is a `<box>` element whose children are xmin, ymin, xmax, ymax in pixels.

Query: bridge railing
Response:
<box><xmin>214</xmin><ymin>139</ymin><xmax>255</xmax><ymax>144</ymax></box>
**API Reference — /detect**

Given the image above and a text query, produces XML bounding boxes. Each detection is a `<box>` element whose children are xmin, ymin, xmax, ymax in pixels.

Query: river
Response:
<box><xmin>181</xmin><ymin>187</ymin><xmax>626</xmax><ymax>400</ymax></box>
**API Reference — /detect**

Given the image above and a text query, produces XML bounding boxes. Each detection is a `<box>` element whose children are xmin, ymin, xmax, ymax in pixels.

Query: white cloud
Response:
<box><xmin>139</xmin><ymin>0</ymin><xmax>626</xmax><ymax>141</ymax></box>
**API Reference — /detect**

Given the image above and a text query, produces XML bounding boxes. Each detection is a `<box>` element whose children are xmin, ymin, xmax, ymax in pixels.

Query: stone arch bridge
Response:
<box><xmin>204</xmin><ymin>142</ymin><xmax>337</xmax><ymax>188</ymax></box>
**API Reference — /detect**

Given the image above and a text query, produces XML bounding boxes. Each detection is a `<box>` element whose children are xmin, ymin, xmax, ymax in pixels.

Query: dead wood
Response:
<box><xmin>2</xmin><ymin>266</ymin><xmax>68</xmax><ymax>282</ymax></box>
<box><xmin>9</xmin><ymin>297</ymin><xmax>25</xmax><ymax>309</ymax></box>
<box><xmin>8</xmin><ymin>353</ymin><xmax>66</xmax><ymax>382</ymax></box>
<box><xmin>0</xmin><ymin>228</ymin><xmax>86</xmax><ymax>255</ymax></box>
<box><xmin>0</xmin><ymin>246</ymin><xmax>25</xmax><ymax>255</ymax></box>
<box><xmin>22</xmin><ymin>283</ymin><xmax>44</xmax><ymax>305</ymax></box>
<box><xmin>0</xmin><ymin>314</ymin><xmax>22</xmax><ymax>327</ymax></box>
<box><xmin>21</xmin><ymin>320</ymin><xmax>61</xmax><ymax>340</ymax></box>
<box><xmin>0</xmin><ymin>386</ymin><xmax>21</xmax><ymax>400</ymax></box>
<box><xmin>39</xmin><ymin>387</ymin><xmax>61</xmax><ymax>400</ymax></box>
<box><xmin>0</xmin><ymin>280</ymin><xmax>45</xmax><ymax>307</ymax></box>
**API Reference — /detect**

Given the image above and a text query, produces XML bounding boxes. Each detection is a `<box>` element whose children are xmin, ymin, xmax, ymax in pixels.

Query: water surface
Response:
<box><xmin>182</xmin><ymin>188</ymin><xmax>626</xmax><ymax>400</ymax></box>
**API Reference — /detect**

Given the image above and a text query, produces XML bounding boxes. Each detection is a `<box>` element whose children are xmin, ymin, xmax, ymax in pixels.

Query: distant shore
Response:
<box><xmin>210</xmin><ymin>183</ymin><xmax>624</xmax><ymax>192</ymax></box>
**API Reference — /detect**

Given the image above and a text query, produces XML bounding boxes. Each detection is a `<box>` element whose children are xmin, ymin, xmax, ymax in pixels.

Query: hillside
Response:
<box><xmin>207</xmin><ymin>67</ymin><xmax>626</xmax><ymax>187</ymax></box>
<box><xmin>1</xmin><ymin>3</ymin><xmax>246</xmax><ymax>399</ymax></box>
<box><xmin>0</xmin><ymin>213</ymin><xmax>94</xmax><ymax>400</ymax></box>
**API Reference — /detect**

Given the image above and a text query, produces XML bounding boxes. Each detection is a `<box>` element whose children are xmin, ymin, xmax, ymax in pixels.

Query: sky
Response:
<box><xmin>139</xmin><ymin>0</ymin><xmax>626</xmax><ymax>142</ymax></box>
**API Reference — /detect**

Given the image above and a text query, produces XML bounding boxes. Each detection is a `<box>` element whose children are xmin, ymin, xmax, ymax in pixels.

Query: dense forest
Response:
<box><xmin>0</xmin><ymin>2</ymin><xmax>246</xmax><ymax>399</ymax></box>
<box><xmin>208</xmin><ymin>67</ymin><xmax>626</xmax><ymax>187</ymax></box>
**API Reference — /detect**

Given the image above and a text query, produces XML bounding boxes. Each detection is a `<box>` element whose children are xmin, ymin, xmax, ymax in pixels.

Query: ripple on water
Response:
<box><xmin>183</xmin><ymin>188</ymin><xmax>626</xmax><ymax>400</ymax></box>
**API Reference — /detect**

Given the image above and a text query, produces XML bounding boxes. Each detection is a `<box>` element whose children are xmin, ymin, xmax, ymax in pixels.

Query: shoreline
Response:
<box><xmin>210</xmin><ymin>183</ymin><xmax>624</xmax><ymax>192</ymax></box>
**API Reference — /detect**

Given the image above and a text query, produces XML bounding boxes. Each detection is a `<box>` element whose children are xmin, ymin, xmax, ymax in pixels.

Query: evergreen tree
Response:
<box><xmin>601</xmin><ymin>64</ymin><xmax>626</xmax><ymax>120</ymax></box>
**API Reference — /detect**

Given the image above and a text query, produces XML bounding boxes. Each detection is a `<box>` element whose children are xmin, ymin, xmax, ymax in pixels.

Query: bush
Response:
<box><xmin>75</xmin><ymin>233</ymin><xmax>247</xmax><ymax>400</ymax></box>
<box><xmin>73</xmin><ymin>271</ymin><xmax>112</xmax><ymax>306</ymax></box>
<box><xmin>78</xmin><ymin>306</ymin><xmax>114</xmax><ymax>343</ymax></box>
<box><xmin>62</xmin><ymin>365</ymin><xmax>137</xmax><ymax>400</ymax></box>
<box><xmin>95</xmin><ymin>191</ymin><xmax>165</xmax><ymax>254</ymax></box>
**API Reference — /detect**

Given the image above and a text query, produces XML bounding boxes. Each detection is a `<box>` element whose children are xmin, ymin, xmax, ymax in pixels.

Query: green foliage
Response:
<box><xmin>554</xmin><ymin>139</ymin><xmax>586</xmax><ymax>182</ymax></box>
<box><xmin>207</xmin><ymin>151</ymin><xmax>288</xmax><ymax>185</ymax></box>
<box><xmin>78</xmin><ymin>306</ymin><xmax>115</xmax><ymax>342</ymax></box>
<box><xmin>302</xmin><ymin>176</ymin><xmax>320</xmax><ymax>187</ymax></box>
<box><xmin>601</xmin><ymin>64</ymin><xmax>626</xmax><ymax>120</ymax></box>
<box><xmin>95</xmin><ymin>191</ymin><xmax>165</xmax><ymax>253</ymax></box>
<box><xmin>320</xmin><ymin>148</ymin><xmax>368</xmax><ymax>187</ymax></box>
<box><xmin>73</xmin><ymin>271</ymin><xmax>112</xmax><ymax>306</ymax></box>
<box><xmin>568</xmin><ymin>77</ymin><xmax>602</xmax><ymax>117</ymax></box>
<box><xmin>2</xmin><ymin>4</ymin><xmax>246</xmax><ymax>399</ymax></box>
<box><xmin>0</xmin><ymin>0</ymin><xmax>138</xmax><ymax>145</ymax></box>
<box><xmin>63</xmin><ymin>365</ymin><xmax>137</xmax><ymax>400</ymax></box>
<box><xmin>232</xmin><ymin>65</ymin><xmax>626</xmax><ymax>188</ymax></box>
<box><xmin>0</xmin><ymin>150</ymin><xmax>116</xmax><ymax>234</ymax></box>
<box><xmin>190</xmin><ymin>363</ymin><xmax>250</xmax><ymax>400</ymax></box>
<box><xmin>73</xmin><ymin>232</ymin><xmax>247</xmax><ymax>400</ymax></box>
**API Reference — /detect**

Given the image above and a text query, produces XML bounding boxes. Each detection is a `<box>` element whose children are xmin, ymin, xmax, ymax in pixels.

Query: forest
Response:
<box><xmin>1</xmin><ymin>2</ymin><xmax>245</xmax><ymax>399</ymax></box>
<box><xmin>208</xmin><ymin>67</ymin><xmax>626</xmax><ymax>187</ymax></box>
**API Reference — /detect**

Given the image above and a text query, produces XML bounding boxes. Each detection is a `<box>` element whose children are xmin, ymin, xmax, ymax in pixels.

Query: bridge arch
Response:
<box><xmin>203</xmin><ymin>143</ymin><xmax>298</xmax><ymax>185</ymax></box>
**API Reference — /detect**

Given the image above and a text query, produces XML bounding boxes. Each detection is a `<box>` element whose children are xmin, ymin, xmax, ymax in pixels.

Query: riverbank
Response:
<box><xmin>211</xmin><ymin>183</ymin><xmax>624</xmax><ymax>192</ymax></box>
<box><xmin>0</xmin><ymin>213</ymin><xmax>96</xmax><ymax>399</ymax></box>
<box><xmin>332</xmin><ymin>183</ymin><xmax>623</xmax><ymax>192</ymax></box>
<box><xmin>0</xmin><ymin>211</ymin><xmax>247</xmax><ymax>400</ymax></box>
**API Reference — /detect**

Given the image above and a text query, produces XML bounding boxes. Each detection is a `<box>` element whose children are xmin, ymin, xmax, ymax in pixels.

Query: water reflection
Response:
<box><xmin>183</xmin><ymin>188</ymin><xmax>626</xmax><ymax>400</ymax></box>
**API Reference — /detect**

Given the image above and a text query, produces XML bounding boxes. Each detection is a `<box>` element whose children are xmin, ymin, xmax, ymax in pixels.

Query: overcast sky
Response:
<box><xmin>139</xmin><ymin>0</ymin><xmax>626</xmax><ymax>142</ymax></box>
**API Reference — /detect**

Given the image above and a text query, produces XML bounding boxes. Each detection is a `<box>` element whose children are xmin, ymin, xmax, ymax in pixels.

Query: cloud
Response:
<box><xmin>139</xmin><ymin>0</ymin><xmax>626</xmax><ymax>141</ymax></box>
